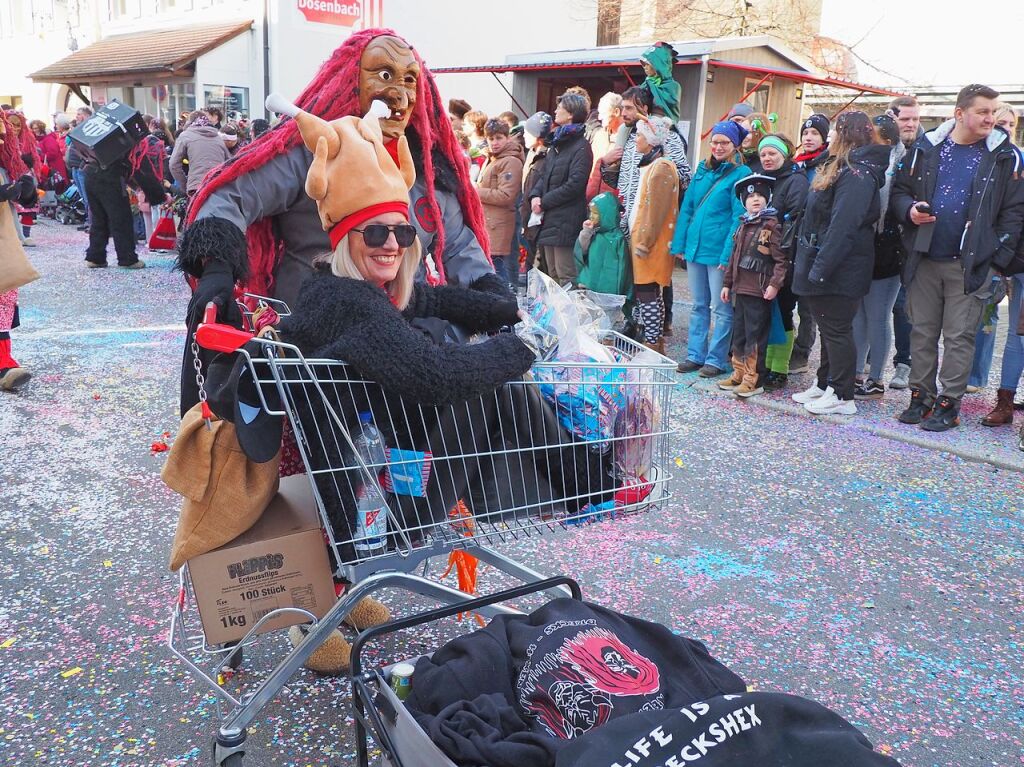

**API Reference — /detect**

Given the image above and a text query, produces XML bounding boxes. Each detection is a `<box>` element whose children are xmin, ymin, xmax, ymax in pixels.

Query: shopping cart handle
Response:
<box><xmin>196</xmin><ymin>302</ymin><xmax>254</xmax><ymax>353</ymax></box>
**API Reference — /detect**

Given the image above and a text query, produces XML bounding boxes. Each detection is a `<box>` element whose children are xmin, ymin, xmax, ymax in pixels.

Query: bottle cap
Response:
<box><xmin>358</xmin><ymin>411</ymin><xmax>372</xmax><ymax>423</ymax></box>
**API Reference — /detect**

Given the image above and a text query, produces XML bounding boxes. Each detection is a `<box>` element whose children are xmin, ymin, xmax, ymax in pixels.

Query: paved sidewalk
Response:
<box><xmin>665</xmin><ymin>266</ymin><xmax>1024</xmax><ymax>472</ymax></box>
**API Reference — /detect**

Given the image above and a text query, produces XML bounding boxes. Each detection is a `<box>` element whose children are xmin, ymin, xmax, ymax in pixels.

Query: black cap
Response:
<box><xmin>205</xmin><ymin>341</ymin><xmax>283</xmax><ymax>463</ymax></box>
<box><xmin>734</xmin><ymin>173</ymin><xmax>775</xmax><ymax>204</ymax></box>
<box><xmin>801</xmin><ymin>113</ymin><xmax>830</xmax><ymax>142</ymax></box>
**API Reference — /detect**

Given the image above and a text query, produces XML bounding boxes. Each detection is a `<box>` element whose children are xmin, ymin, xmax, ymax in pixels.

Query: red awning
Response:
<box><xmin>432</xmin><ymin>60</ymin><xmax>698</xmax><ymax>74</ymax></box>
<box><xmin>432</xmin><ymin>58</ymin><xmax>902</xmax><ymax>97</ymax></box>
<box><xmin>706</xmin><ymin>59</ymin><xmax>903</xmax><ymax>97</ymax></box>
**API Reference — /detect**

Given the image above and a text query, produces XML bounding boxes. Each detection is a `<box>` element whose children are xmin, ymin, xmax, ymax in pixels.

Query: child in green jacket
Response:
<box><xmin>574</xmin><ymin>192</ymin><xmax>631</xmax><ymax>298</ymax></box>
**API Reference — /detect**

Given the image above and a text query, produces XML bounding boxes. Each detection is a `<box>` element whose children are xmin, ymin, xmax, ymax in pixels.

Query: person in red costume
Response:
<box><xmin>177</xmin><ymin>29</ymin><xmax>503</xmax><ymax>414</ymax></box>
<box><xmin>0</xmin><ymin>110</ymin><xmax>39</xmax><ymax>391</ymax></box>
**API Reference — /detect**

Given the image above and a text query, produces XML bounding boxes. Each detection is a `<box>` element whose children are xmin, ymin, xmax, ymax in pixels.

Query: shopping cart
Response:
<box><xmin>168</xmin><ymin>296</ymin><xmax>678</xmax><ymax>766</ymax></box>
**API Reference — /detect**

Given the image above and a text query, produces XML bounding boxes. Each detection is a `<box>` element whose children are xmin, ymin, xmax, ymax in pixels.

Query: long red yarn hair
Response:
<box><xmin>0</xmin><ymin>111</ymin><xmax>29</xmax><ymax>180</ymax></box>
<box><xmin>187</xmin><ymin>28</ymin><xmax>489</xmax><ymax>294</ymax></box>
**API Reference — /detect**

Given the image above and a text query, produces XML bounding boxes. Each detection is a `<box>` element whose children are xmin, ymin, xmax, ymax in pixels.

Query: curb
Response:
<box><xmin>680</xmin><ymin>375</ymin><xmax>1024</xmax><ymax>474</ymax></box>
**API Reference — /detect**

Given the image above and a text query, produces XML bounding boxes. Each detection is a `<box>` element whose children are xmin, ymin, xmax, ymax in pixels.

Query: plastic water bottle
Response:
<box><xmin>353</xmin><ymin>411</ymin><xmax>388</xmax><ymax>553</ymax></box>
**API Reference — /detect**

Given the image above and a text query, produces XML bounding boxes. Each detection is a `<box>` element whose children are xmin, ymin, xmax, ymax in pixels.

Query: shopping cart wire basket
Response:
<box><xmin>168</xmin><ymin>296</ymin><xmax>677</xmax><ymax>766</ymax></box>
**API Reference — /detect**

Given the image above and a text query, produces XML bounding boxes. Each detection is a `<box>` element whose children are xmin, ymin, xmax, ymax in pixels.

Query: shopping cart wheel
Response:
<box><xmin>211</xmin><ymin>732</ymin><xmax>245</xmax><ymax>766</ymax></box>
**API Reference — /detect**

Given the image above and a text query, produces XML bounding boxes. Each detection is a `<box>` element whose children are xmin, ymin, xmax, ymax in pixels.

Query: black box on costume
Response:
<box><xmin>69</xmin><ymin>101</ymin><xmax>148</xmax><ymax>168</ymax></box>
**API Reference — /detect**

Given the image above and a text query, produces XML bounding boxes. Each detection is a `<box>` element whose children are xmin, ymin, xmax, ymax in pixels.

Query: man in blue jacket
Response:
<box><xmin>890</xmin><ymin>84</ymin><xmax>1024</xmax><ymax>432</ymax></box>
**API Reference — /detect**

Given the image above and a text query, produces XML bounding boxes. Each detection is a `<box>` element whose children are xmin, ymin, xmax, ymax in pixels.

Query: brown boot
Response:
<box><xmin>981</xmin><ymin>388</ymin><xmax>1015</xmax><ymax>426</ymax></box>
<box><xmin>643</xmin><ymin>339</ymin><xmax>665</xmax><ymax>356</ymax></box>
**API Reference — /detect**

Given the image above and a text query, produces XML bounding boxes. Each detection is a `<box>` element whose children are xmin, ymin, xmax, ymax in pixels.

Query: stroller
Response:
<box><xmin>55</xmin><ymin>183</ymin><xmax>86</xmax><ymax>226</ymax></box>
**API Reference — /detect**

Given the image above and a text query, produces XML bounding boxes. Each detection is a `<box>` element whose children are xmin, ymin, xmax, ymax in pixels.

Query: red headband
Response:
<box><xmin>328</xmin><ymin>201</ymin><xmax>411</xmax><ymax>250</ymax></box>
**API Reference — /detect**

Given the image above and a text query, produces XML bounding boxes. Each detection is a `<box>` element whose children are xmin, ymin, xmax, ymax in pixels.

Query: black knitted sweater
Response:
<box><xmin>280</xmin><ymin>267</ymin><xmax>535</xmax><ymax>407</ymax></box>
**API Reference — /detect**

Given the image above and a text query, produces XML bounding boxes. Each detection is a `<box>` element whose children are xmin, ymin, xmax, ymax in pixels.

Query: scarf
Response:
<box><xmin>548</xmin><ymin>122</ymin><xmax>585</xmax><ymax>146</ymax></box>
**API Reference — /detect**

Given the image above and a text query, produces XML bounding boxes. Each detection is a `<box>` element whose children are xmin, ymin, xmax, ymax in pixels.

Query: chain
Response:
<box><xmin>191</xmin><ymin>336</ymin><xmax>213</xmax><ymax>429</ymax></box>
<box><xmin>191</xmin><ymin>337</ymin><xmax>206</xmax><ymax>401</ymax></box>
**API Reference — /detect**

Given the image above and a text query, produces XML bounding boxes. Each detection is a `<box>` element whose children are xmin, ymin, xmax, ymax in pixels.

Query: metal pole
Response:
<box><xmin>491</xmin><ymin>71</ymin><xmax>529</xmax><ymax>118</ymax></box>
<box><xmin>830</xmin><ymin>90</ymin><xmax>866</xmax><ymax>120</ymax></box>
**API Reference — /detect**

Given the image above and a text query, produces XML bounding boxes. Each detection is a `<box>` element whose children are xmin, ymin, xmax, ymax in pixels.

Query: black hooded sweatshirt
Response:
<box><xmin>404</xmin><ymin>598</ymin><xmax>745</xmax><ymax>767</ymax></box>
<box><xmin>555</xmin><ymin>691</ymin><xmax>903</xmax><ymax>767</ymax></box>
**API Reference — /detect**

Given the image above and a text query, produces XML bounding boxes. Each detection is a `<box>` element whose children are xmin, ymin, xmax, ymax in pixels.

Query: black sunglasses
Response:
<box><xmin>351</xmin><ymin>224</ymin><xmax>418</xmax><ymax>248</ymax></box>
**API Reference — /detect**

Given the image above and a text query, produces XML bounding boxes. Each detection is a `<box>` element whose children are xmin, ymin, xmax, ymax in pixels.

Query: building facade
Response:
<box><xmin>5</xmin><ymin>0</ymin><xmax>597</xmax><ymax>125</ymax></box>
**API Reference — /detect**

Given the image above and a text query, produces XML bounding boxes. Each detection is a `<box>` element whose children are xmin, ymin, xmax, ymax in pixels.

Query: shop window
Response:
<box><xmin>203</xmin><ymin>84</ymin><xmax>250</xmax><ymax>122</ymax></box>
<box><xmin>743</xmin><ymin>78</ymin><xmax>771</xmax><ymax>114</ymax></box>
<box><xmin>166</xmin><ymin>82</ymin><xmax>196</xmax><ymax>127</ymax></box>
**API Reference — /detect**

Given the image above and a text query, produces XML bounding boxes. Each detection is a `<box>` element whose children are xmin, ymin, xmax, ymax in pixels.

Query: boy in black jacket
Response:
<box><xmin>719</xmin><ymin>175</ymin><xmax>789</xmax><ymax>398</ymax></box>
<box><xmin>890</xmin><ymin>84</ymin><xmax>1024</xmax><ymax>431</ymax></box>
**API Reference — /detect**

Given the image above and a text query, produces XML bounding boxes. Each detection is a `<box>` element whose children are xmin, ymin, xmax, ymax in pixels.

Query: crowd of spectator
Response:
<box><xmin>445</xmin><ymin>71</ymin><xmax>1024</xmax><ymax>448</ymax></box>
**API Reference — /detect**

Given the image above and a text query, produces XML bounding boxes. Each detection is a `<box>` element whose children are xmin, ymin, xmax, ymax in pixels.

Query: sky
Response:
<box><xmin>818</xmin><ymin>0</ymin><xmax>1024</xmax><ymax>87</ymax></box>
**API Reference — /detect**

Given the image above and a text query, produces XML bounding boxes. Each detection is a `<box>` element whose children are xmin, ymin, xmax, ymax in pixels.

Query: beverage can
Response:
<box><xmin>389</xmin><ymin>662</ymin><xmax>415</xmax><ymax>701</ymax></box>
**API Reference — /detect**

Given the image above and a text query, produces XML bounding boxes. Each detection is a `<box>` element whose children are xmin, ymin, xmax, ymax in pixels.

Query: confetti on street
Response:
<box><xmin>2</xmin><ymin>220</ymin><xmax>1021</xmax><ymax>766</ymax></box>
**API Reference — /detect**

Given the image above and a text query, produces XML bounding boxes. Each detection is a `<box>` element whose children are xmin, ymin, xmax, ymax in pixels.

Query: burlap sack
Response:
<box><xmin>164</xmin><ymin>403</ymin><xmax>280</xmax><ymax>571</ymax></box>
<box><xmin>0</xmin><ymin>203</ymin><xmax>39</xmax><ymax>293</ymax></box>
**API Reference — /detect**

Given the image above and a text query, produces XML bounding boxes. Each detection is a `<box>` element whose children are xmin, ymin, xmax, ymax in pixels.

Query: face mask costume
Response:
<box><xmin>178</xmin><ymin>29</ymin><xmax>494</xmax><ymax>298</ymax></box>
<box><xmin>177</xmin><ymin>29</ymin><xmax>498</xmax><ymax>415</ymax></box>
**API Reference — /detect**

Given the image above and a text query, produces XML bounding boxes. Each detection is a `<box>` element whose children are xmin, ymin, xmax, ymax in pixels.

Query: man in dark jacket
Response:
<box><xmin>890</xmin><ymin>84</ymin><xmax>1024</xmax><ymax>431</ymax></box>
<box><xmin>529</xmin><ymin>92</ymin><xmax>593</xmax><ymax>286</ymax></box>
<box><xmin>82</xmin><ymin>153</ymin><xmax>145</xmax><ymax>269</ymax></box>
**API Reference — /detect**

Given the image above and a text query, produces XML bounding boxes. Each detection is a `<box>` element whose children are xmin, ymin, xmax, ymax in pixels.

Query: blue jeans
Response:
<box><xmin>999</xmin><ymin>275</ymin><xmax>1024</xmax><ymax>390</ymax></box>
<box><xmin>892</xmin><ymin>285</ymin><xmax>912</xmax><ymax>366</ymax></box>
<box><xmin>72</xmin><ymin>167</ymin><xmax>90</xmax><ymax>221</ymax></box>
<box><xmin>853</xmin><ymin>275</ymin><xmax>901</xmax><ymax>381</ymax></box>
<box><xmin>685</xmin><ymin>262</ymin><xmax>732</xmax><ymax>369</ymax></box>
<box><xmin>969</xmin><ymin>303</ymin><xmax>998</xmax><ymax>388</ymax></box>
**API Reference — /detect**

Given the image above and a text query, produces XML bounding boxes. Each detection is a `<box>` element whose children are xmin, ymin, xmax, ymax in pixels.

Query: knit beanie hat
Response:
<box><xmin>801</xmin><ymin>113</ymin><xmax>830</xmax><ymax>142</ymax></box>
<box><xmin>758</xmin><ymin>135</ymin><xmax>791</xmax><ymax>158</ymax></box>
<box><xmin>727</xmin><ymin>103</ymin><xmax>754</xmax><ymax>120</ymax></box>
<box><xmin>266</xmin><ymin>93</ymin><xmax>416</xmax><ymax>250</ymax></box>
<box><xmin>734</xmin><ymin>173</ymin><xmax>774</xmax><ymax>203</ymax></box>
<box><xmin>524</xmin><ymin>111</ymin><xmax>553</xmax><ymax>141</ymax></box>
<box><xmin>636</xmin><ymin>115</ymin><xmax>672</xmax><ymax>147</ymax></box>
<box><xmin>711</xmin><ymin>120</ymin><xmax>748</xmax><ymax>148</ymax></box>
<box><xmin>190</xmin><ymin>113</ymin><xmax>211</xmax><ymax>128</ymax></box>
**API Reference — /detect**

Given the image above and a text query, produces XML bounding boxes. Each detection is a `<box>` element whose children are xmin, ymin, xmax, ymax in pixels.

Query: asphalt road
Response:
<box><xmin>1</xmin><ymin>219</ymin><xmax>1021</xmax><ymax>767</ymax></box>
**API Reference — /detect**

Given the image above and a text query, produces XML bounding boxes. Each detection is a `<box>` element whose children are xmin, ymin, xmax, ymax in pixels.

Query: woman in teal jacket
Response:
<box><xmin>671</xmin><ymin>122</ymin><xmax>751</xmax><ymax>376</ymax></box>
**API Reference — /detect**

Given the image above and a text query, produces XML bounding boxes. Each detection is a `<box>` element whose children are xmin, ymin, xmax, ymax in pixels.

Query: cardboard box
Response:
<box><xmin>187</xmin><ymin>476</ymin><xmax>336</xmax><ymax>645</ymax></box>
<box><xmin>69</xmin><ymin>101</ymin><xmax>148</xmax><ymax>169</ymax></box>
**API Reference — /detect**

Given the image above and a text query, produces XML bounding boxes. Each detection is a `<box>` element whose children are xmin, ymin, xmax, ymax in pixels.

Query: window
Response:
<box><xmin>110</xmin><ymin>0</ymin><xmax>142</xmax><ymax>19</ymax></box>
<box><xmin>203</xmin><ymin>84</ymin><xmax>250</xmax><ymax>122</ymax></box>
<box><xmin>742</xmin><ymin>78</ymin><xmax>771</xmax><ymax>114</ymax></box>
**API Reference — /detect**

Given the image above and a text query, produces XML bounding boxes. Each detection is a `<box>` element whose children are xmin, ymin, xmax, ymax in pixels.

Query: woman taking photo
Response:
<box><xmin>791</xmin><ymin>111</ymin><xmax>888</xmax><ymax>416</ymax></box>
<box><xmin>671</xmin><ymin>121</ymin><xmax>751</xmax><ymax>377</ymax></box>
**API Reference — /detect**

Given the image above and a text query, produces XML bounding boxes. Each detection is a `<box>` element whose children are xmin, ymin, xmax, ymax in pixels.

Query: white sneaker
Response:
<box><xmin>792</xmin><ymin>384</ymin><xmax>832</xmax><ymax>404</ymax></box>
<box><xmin>890</xmin><ymin>363</ymin><xmax>911</xmax><ymax>390</ymax></box>
<box><xmin>806</xmin><ymin>393</ymin><xmax>857</xmax><ymax>415</ymax></box>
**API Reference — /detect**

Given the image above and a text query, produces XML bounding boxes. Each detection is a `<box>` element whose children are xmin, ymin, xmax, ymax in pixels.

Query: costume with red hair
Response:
<box><xmin>178</xmin><ymin>28</ymin><xmax>494</xmax><ymax>300</ymax></box>
<box><xmin>3</xmin><ymin>110</ymin><xmax>40</xmax><ymax>239</ymax></box>
<box><xmin>0</xmin><ymin>110</ymin><xmax>38</xmax><ymax>390</ymax></box>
